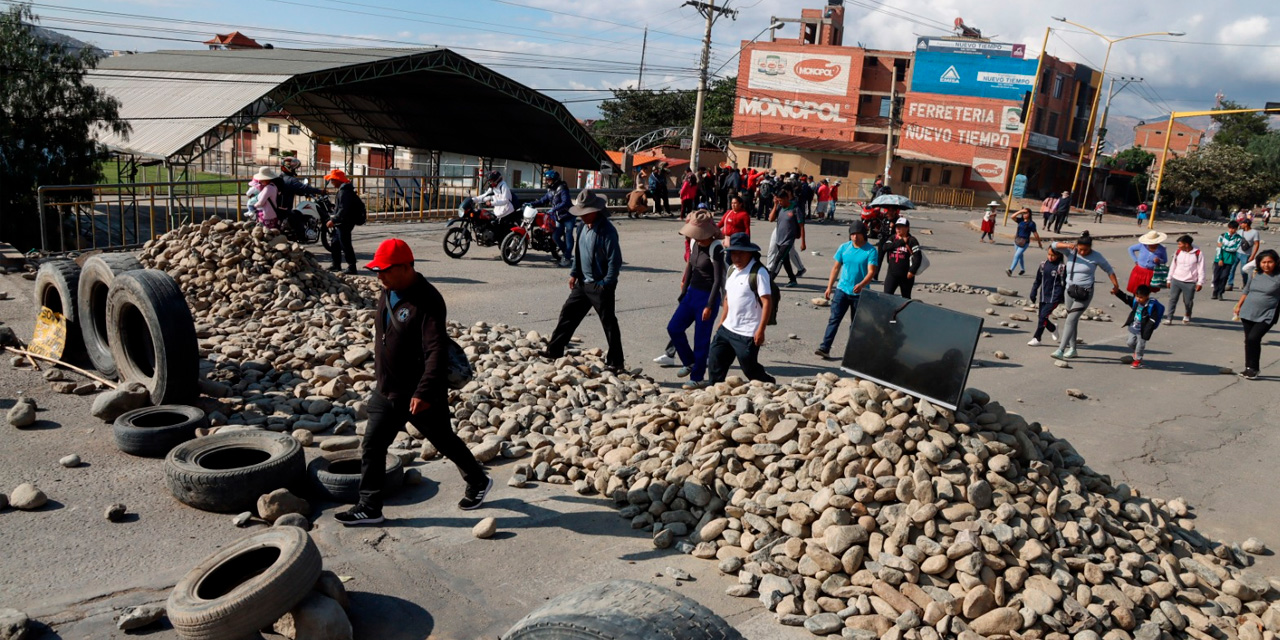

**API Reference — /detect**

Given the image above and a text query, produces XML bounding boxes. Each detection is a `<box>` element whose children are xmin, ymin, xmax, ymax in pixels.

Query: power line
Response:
<box><xmin>484</xmin><ymin>0</ymin><xmax>705</xmax><ymax>43</ymax></box>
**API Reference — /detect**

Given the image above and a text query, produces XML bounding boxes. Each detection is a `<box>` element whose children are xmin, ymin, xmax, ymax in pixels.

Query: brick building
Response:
<box><xmin>1134</xmin><ymin>120</ymin><xmax>1204</xmax><ymax>157</ymax></box>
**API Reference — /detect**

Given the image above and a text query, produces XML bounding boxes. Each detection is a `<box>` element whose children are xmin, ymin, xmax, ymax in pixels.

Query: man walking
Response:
<box><xmin>766</xmin><ymin>185</ymin><xmax>804</xmax><ymax>287</ymax></box>
<box><xmin>542</xmin><ymin>190</ymin><xmax>625</xmax><ymax>371</ymax></box>
<box><xmin>337</xmin><ymin>239</ymin><xmax>492</xmax><ymax>526</ymax></box>
<box><xmin>1051</xmin><ymin>191</ymin><xmax>1071</xmax><ymax>234</ymax></box>
<box><xmin>707</xmin><ymin>232</ymin><xmax>776</xmax><ymax>384</ymax></box>
<box><xmin>815</xmin><ymin>221</ymin><xmax>877</xmax><ymax>359</ymax></box>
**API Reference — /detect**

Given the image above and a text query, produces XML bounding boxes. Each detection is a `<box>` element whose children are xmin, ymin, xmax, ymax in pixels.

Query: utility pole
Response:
<box><xmin>686</xmin><ymin>0</ymin><xmax>737</xmax><ymax>171</ymax></box>
<box><xmin>637</xmin><ymin>26</ymin><xmax>648</xmax><ymax>90</ymax></box>
<box><xmin>882</xmin><ymin>72</ymin><xmax>897</xmax><ymax>190</ymax></box>
<box><xmin>1081</xmin><ymin>76</ymin><xmax>1140</xmax><ymax>205</ymax></box>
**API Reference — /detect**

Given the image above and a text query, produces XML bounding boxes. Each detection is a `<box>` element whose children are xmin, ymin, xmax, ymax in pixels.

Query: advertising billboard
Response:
<box><xmin>916</xmin><ymin>37</ymin><xmax>1025</xmax><ymax>59</ymax></box>
<box><xmin>747</xmin><ymin>49</ymin><xmax>852</xmax><ymax>97</ymax></box>
<box><xmin>911</xmin><ymin>50</ymin><xmax>1036</xmax><ymax>101</ymax></box>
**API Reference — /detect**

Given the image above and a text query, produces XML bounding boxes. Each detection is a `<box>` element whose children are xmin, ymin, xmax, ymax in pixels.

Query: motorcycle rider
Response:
<box><xmin>274</xmin><ymin>156</ymin><xmax>324</xmax><ymax>238</ymax></box>
<box><xmin>528</xmin><ymin>170</ymin><xmax>574</xmax><ymax>267</ymax></box>
<box><xmin>474</xmin><ymin>169</ymin><xmax>516</xmax><ymax>221</ymax></box>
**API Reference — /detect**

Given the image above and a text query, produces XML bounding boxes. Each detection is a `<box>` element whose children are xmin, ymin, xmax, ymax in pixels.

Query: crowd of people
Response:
<box><xmin>631</xmin><ymin>163</ymin><xmax>850</xmax><ymax>225</ymax></box>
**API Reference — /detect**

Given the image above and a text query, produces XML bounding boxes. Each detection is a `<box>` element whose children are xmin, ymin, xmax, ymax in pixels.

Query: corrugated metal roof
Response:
<box><xmin>97</xmin><ymin>47</ymin><xmax>440</xmax><ymax>75</ymax></box>
<box><xmin>87</xmin><ymin>70</ymin><xmax>288</xmax><ymax>159</ymax></box>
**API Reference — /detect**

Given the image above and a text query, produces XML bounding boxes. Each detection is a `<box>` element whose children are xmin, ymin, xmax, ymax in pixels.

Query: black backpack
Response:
<box><xmin>758</xmin><ymin>180</ymin><xmax>773</xmax><ymax>199</ymax></box>
<box><xmin>746</xmin><ymin>262</ymin><xmax>779</xmax><ymax>326</ymax></box>
<box><xmin>350</xmin><ymin>193</ymin><xmax>367</xmax><ymax>225</ymax></box>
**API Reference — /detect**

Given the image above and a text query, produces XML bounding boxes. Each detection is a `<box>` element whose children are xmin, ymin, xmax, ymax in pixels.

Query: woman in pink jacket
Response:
<box><xmin>1165</xmin><ymin>234</ymin><xmax>1205</xmax><ymax>324</ymax></box>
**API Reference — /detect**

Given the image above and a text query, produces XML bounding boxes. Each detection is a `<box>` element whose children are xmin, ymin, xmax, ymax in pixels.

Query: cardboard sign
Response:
<box><xmin>29</xmin><ymin>307</ymin><xmax>67</xmax><ymax>360</ymax></box>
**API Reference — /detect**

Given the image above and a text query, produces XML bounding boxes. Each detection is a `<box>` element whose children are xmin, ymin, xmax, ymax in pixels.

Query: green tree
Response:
<box><xmin>1</xmin><ymin>3</ymin><xmax>127</xmax><ymax>250</ymax></box>
<box><xmin>1160</xmin><ymin>142</ymin><xmax>1279</xmax><ymax>212</ymax></box>
<box><xmin>1110</xmin><ymin>147</ymin><xmax>1156</xmax><ymax>193</ymax></box>
<box><xmin>1211</xmin><ymin>99</ymin><xmax>1270</xmax><ymax>149</ymax></box>
<box><xmin>1246</xmin><ymin>131</ymin><xmax>1280</xmax><ymax>187</ymax></box>
<box><xmin>590</xmin><ymin>76</ymin><xmax>736</xmax><ymax>152</ymax></box>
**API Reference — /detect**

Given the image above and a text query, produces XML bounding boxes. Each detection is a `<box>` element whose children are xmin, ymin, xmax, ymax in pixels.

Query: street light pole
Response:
<box><xmin>1003</xmin><ymin>26</ymin><xmax>1052</xmax><ymax>226</ymax></box>
<box><xmin>686</xmin><ymin>0</ymin><xmax>737</xmax><ymax>172</ymax></box>
<box><xmin>1081</xmin><ymin>76</ymin><xmax>1140</xmax><ymax>206</ymax></box>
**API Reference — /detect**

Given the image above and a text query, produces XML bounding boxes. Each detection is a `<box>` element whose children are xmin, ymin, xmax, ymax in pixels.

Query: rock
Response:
<box><xmin>256</xmin><ymin>489</ymin><xmax>309</xmax><ymax>523</ymax></box>
<box><xmin>8</xmin><ymin>483</ymin><xmax>46</xmax><ymax>510</ymax></box>
<box><xmin>987</xmin><ymin>293</ymin><xmax>1007</xmax><ymax>306</ymax></box>
<box><xmin>50</xmin><ymin>381</ymin><xmax>77</xmax><ymax>394</ymax></box>
<box><xmin>6</xmin><ymin>403</ymin><xmax>35</xmax><ymax>428</ymax></box>
<box><xmin>105</xmin><ymin>503</ymin><xmax>127</xmax><ymax>522</ymax></box>
<box><xmin>1066</xmin><ymin>388</ymin><xmax>1087</xmax><ymax>399</ymax></box>
<box><xmin>232</xmin><ymin>512</ymin><xmax>253</xmax><ymax>527</ymax></box>
<box><xmin>1054</xmin><ymin>359</ymin><xmax>1071</xmax><ymax>368</ymax></box>
<box><xmin>403</xmin><ymin>468</ymin><xmax>423</xmax><ymax>486</ymax></box>
<box><xmin>805</xmin><ymin>612</ymin><xmax>843</xmax><ymax>635</ymax></box>
<box><xmin>115</xmin><ymin>605</ymin><xmax>164</xmax><ymax>631</ymax></box>
<box><xmin>272</xmin><ymin>592</ymin><xmax>352</xmax><ymax>640</ymax></box>
<box><xmin>314</xmin><ymin>570</ymin><xmax>351</xmax><ymax>611</ymax></box>
<box><xmin>291</xmin><ymin>429</ymin><xmax>314</xmax><ymax>446</ymax></box>
<box><xmin>969</xmin><ymin>607</ymin><xmax>1022</xmax><ymax>635</ymax></box>
<box><xmin>663</xmin><ymin>567</ymin><xmax>692</xmax><ymax>581</ymax></box>
<box><xmin>90</xmin><ymin>386</ymin><xmax>150</xmax><ymax>422</ymax></box>
<box><xmin>59</xmin><ymin>454</ymin><xmax>81</xmax><ymax>468</ymax></box>
<box><xmin>997</xmin><ymin>287</ymin><xmax>1018</xmax><ymax>297</ymax></box>
<box><xmin>993</xmin><ymin>350</ymin><xmax>1008</xmax><ymax>360</ymax></box>
<box><xmin>1244</xmin><ymin>537</ymin><xmax>1267</xmax><ymax>554</ymax></box>
<box><xmin>473</xmin><ymin>517</ymin><xmax>497</xmax><ymax>539</ymax></box>
<box><xmin>274</xmin><ymin>513</ymin><xmax>312</xmax><ymax>531</ymax></box>
<box><xmin>653</xmin><ymin>528</ymin><xmax>674</xmax><ymax>549</ymax></box>
<box><xmin>319</xmin><ymin>436</ymin><xmax>360</xmax><ymax>452</ymax></box>
<box><xmin>0</xmin><ymin>609</ymin><xmax>30</xmax><ymax>640</ymax></box>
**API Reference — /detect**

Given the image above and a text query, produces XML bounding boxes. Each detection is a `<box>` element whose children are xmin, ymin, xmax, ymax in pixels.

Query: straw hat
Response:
<box><xmin>680</xmin><ymin>210</ymin><xmax>723</xmax><ymax>240</ymax></box>
<box><xmin>986</xmin><ymin>200</ymin><xmax>1001</xmax><ymax>207</ymax></box>
<box><xmin>253</xmin><ymin>166</ymin><xmax>280</xmax><ymax>182</ymax></box>
<box><xmin>1139</xmin><ymin>230</ymin><xmax>1168</xmax><ymax>245</ymax></box>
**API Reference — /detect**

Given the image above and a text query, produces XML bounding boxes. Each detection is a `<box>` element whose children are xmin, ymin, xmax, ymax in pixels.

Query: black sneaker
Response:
<box><xmin>814</xmin><ymin>348</ymin><xmax>830</xmax><ymax>359</ymax></box>
<box><xmin>327</xmin><ymin>264</ymin><xmax>343</xmax><ymax>272</ymax></box>
<box><xmin>335</xmin><ymin>505</ymin><xmax>383</xmax><ymax>526</ymax></box>
<box><xmin>1240</xmin><ymin>368</ymin><xmax>1259</xmax><ymax>380</ymax></box>
<box><xmin>459</xmin><ymin>476</ymin><xmax>493</xmax><ymax>510</ymax></box>
<box><xmin>345</xmin><ymin>266</ymin><xmax>358</xmax><ymax>275</ymax></box>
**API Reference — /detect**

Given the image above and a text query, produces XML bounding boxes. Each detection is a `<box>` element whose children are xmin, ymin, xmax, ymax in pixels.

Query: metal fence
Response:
<box><xmin>37</xmin><ymin>174</ymin><xmax>480</xmax><ymax>253</ymax></box>
<box><xmin>907</xmin><ymin>185</ymin><xmax>976</xmax><ymax>209</ymax></box>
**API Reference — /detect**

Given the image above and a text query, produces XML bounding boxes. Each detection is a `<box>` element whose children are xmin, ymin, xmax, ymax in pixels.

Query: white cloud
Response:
<box><xmin>1218</xmin><ymin>16</ymin><xmax>1269</xmax><ymax>42</ymax></box>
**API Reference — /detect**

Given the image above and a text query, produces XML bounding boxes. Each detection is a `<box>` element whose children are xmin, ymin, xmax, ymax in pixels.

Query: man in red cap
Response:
<box><xmin>335</xmin><ymin>239</ymin><xmax>491</xmax><ymax>526</ymax></box>
<box><xmin>324</xmin><ymin>169</ymin><xmax>365</xmax><ymax>275</ymax></box>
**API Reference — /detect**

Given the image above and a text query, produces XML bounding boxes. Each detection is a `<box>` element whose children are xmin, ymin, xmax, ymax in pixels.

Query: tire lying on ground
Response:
<box><xmin>165</xmin><ymin>430</ymin><xmax>304</xmax><ymax>513</ymax></box>
<box><xmin>33</xmin><ymin>259</ymin><xmax>86</xmax><ymax>361</ymax></box>
<box><xmin>501</xmin><ymin>579</ymin><xmax>745</xmax><ymax>640</ymax></box>
<box><xmin>106</xmin><ymin>269</ymin><xmax>198</xmax><ymax>405</ymax></box>
<box><xmin>76</xmin><ymin>253</ymin><xmax>142</xmax><ymax>378</ymax></box>
<box><xmin>113</xmin><ymin>405</ymin><xmax>206</xmax><ymax>458</ymax></box>
<box><xmin>308</xmin><ymin>449</ymin><xmax>403</xmax><ymax>504</ymax></box>
<box><xmin>167</xmin><ymin>526</ymin><xmax>322</xmax><ymax>640</ymax></box>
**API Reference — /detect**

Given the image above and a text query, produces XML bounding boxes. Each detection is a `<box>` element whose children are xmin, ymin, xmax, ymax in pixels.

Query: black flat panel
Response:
<box><xmin>840</xmin><ymin>290</ymin><xmax>983</xmax><ymax>410</ymax></box>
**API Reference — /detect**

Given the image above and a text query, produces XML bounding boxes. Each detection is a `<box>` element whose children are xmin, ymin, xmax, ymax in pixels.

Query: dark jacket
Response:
<box><xmin>275</xmin><ymin>174</ymin><xmax>323</xmax><ymax>212</ymax></box>
<box><xmin>329</xmin><ymin>182</ymin><xmax>364</xmax><ymax>226</ymax></box>
<box><xmin>570</xmin><ymin>216</ymin><xmax>623</xmax><ymax>287</ymax></box>
<box><xmin>1113</xmin><ymin>289</ymin><xmax>1165</xmax><ymax>340</ymax></box>
<box><xmin>680</xmin><ymin>241</ymin><xmax>726</xmax><ymax>312</ymax></box>
<box><xmin>1053</xmin><ymin>195</ymin><xmax>1072</xmax><ymax>215</ymax></box>
<box><xmin>883</xmin><ymin>235</ymin><xmax>922</xmax><ymax>277</ymax></box>
<box><xmin>374</xmin><ymin>273</ymin><xmax>449</xmax><ymax>402</ymax></box>
<box><xmin>1030</xmin><ymin>259</ymin><xmax>1066</xmax><ymax>305</ymax></box>
<box><xmin>530</xmin><ymin>180</ymin><xmax>572</xmax><ymax>221</ymax></box>
<box><xmin>721</xmin><ymin>170</ymin><xmax>740</xmax><ymax>194</ymax></box>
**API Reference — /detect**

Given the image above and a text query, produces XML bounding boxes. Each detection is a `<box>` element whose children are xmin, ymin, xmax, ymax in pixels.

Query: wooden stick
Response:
<box><xmin>13</xmin><ymin>339</ymin><xmax>40</xmax><ymax>371</ymax></box>
<box><xmin>4</xmin><ymin>346</ymin><xmax>118</xmax><ymax>389</ymax></box>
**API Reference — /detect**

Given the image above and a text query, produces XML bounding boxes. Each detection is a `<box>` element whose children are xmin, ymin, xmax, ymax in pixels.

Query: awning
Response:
<box><xmin>732</xmin><ymin>133</ymin><xmax>884</xmax><ymax>156</ymax></box>
<box><xmin>893</xmin><ymin>149</ymin><xmax>970</xmax><ymax>167</ymax></box>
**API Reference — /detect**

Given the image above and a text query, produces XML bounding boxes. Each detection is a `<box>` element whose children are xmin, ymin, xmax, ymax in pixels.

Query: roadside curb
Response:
<box><xmin>967</xmin><ymin>219</ymin><xmax>1202</xmax><ymax>242</ymax></box>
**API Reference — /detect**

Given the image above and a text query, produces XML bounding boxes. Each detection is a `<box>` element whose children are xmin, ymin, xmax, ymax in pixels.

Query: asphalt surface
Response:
<box><xmin>1</xmin><ymin>205</ymin><xmax>1278</xmax><ymax>639</ymax></box>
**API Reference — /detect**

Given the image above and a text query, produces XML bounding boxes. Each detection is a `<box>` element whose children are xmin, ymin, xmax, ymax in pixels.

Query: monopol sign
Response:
<box><xmin>738</xmin><ymin>97</ymin><xmax>848</xmax><ymax>122</ymax></box>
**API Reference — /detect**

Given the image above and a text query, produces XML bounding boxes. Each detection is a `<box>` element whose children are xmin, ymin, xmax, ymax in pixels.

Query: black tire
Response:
<box><xmin>502</xmin><ymin>579</ymin><xmax>745</xmax><ymax>640</ymax></box>
<box><xmin>501</xmin><ymin>233</ymin><xmax>529</xmax><ymax>266</ymax></box>
<box><xmin>113</xmin><ymin>405</ymin><xmax>207</xmax><ymax>458</ymax></box>
<box><xmin>167</xmin><ymin>527</ymin><xmax>322</xmax><ymax>640</ymax></box>
<box><xmin>443</xmin><ymin>226</ymin><xmax>470</xmax><ymax>258</ymax></box>
<box><xmin>165</xmin><ymin>431</ymin><xmax>305</xmax><ymax>513</ymax></box>
<box><xmin>320</xmin><ymin>225</ymin><xmax>334</xmax><ymax>253</ymax></box>
<box><xmin>307</xmin><ymin>449</ymin><xmax>403</xmax><ymax>504</ymax></box>
<box><xmin>33</xmin><ymin>259</ymin><xmax>86</xmax><ymax>361</ymax></box>
<box><xmin>77</xmin><ymin>253</ymin><xmax>143</xmax><ymax>378</ymax></box>
<box><xmin>302</xmin><ymin>217</ymin><xmax>322</xmax><ymax>245</ymax></box>
<box><xmin>106</xmin><ymin>269</ymin><xmax>198</xmax><ymax>405</ymax></box>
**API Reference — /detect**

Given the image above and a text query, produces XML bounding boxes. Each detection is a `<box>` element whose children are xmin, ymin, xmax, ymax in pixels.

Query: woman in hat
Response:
<box><xmin>668</xmin><ymin>211</ymin><xmax>727</xmax><ymax>389</ymax></box>
<box><xmin>980</xmin><ymin>201</ymin><xmax>998</xmax><ymax>243</ymax></box>
<box><xmin>1126</xmin><ymin>230</ymin><xmax>1168</xmax><ymax>294</ymax></box>
<box><xmin>251</xmin><ymin>166</ymin><xmax>282</xmax><ymax>227</ymax></box>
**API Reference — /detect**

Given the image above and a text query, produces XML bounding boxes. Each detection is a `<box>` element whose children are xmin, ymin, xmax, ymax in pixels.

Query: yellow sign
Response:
<box><xmin>30</xmin><ymin>307</ymin><xmax>67</xmax><ymax>360</ymax></box>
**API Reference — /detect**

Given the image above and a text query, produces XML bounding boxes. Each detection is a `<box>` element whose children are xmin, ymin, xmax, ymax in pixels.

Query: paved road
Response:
<box><xmin>1</xmin><ymin>205</ymin><xmax>1277</xmax><ymax>639</ymax></box>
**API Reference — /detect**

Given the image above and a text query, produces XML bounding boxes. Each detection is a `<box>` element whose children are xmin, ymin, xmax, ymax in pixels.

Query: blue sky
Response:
<box><xmin>18</xmin><ymin>0</ymin><xmax>1280</xmax><ymax>121</ymax></box>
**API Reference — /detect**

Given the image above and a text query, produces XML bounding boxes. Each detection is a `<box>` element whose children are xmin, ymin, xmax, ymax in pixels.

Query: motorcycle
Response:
<box><xmin>258</xmin><ymin>194</ymin><xmax>332</xmax><ymax>246</ymax></box>
<box><xmin>442</xmin><ymin>197</ymin><xmax>518</xmax><ymax>259</ymax></box>
<box><xmin>500</xmin><ymin>205</ymin><xmax>561</xmax><ymax>265</ymax></box>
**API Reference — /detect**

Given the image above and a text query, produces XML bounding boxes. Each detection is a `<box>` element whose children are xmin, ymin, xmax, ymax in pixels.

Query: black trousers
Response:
<box><xmin>707</xmin><ymin>327</ymin><xmax>775</xmax><ymax>383</ymax></box>
<box><xmin>545</xmin><ymin>282</ymin><xmax>625</xmax><ymax>368</ymax></box>
<box><xmin>1034</xmin><ymin>302</ymin><xmax>1059</xmax><ymax>340</ymax></box>
<box><xmin>654</xmin><ymin>187</ymin><xmax>671</xmax><ymax>214</ymax></box>
<box><xmin>1051</xmin><ymin>212</ymin><xmax>1067</xmax><ymax>233</ymax></box>
<box><xmin>330</xmin><ymin>223</ymin><xmax>357</xmax><ymax>268</ymax></box>
<box><xmin>360</xmin><ymin>391</ymin><xmax>485</xmax><ymax>510</ymax></box>
<box><xmin>1242</xmin><ymin>318</ymin><xmax>1276</xmax><ymax>372</ymax></box>
<box><xmin>883</xmin><ymin>272</ymin><xmax>914</xmax><ymax>298</ymax></box>
<box><xmin>1212</xmin><ymin>262</ymin><xmax>1232</xmax><ymax>298</ymax></box>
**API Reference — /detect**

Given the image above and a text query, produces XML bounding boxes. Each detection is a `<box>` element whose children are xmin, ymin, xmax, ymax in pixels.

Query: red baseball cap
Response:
<box><xmin>365</xmin><ymin>238</ymin><xmax>414</xmax><ymax>271</ymax></box>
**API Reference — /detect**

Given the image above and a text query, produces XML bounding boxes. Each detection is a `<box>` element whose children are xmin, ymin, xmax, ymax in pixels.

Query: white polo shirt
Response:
<box><xmin>722</xmin><ymin>260</ymin><xmax>773</xmax><ymax>337</ymax></box>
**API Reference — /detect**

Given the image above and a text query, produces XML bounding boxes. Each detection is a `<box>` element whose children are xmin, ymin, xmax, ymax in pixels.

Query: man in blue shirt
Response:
<box><xmin>816</xmin><ymin>221</ymin><xmax>878</xmax><ymax>359</ymax></box>
<box><xmin>542</xmin><ymin>190</ymin><xmax>626</xmax><ymax>370</ymax></box>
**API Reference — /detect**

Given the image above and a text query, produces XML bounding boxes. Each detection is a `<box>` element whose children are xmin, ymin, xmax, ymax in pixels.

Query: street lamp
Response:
<box><xmin>1052</xmin><ymin>17</ymin><xmax>1184</xmax><ymax>206</ymax></box>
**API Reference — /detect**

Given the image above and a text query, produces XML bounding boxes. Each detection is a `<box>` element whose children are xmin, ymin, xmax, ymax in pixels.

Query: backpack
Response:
<box><xmin>758</xmin><ymin>180</ymin><xmax>773</xmax><ymax>199</ymax></box>
<box><xmin>746</xmin><ymin>262</ymin><xmax>779</xmax><ymax>326</ymax></box>
<box><xmin>349</xmin><ymin>191</ymin><xmax>367</xmax><ymax>225</ymax></box>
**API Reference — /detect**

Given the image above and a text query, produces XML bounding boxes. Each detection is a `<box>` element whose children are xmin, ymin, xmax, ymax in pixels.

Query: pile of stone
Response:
<box><xmin>919</xmin><ymin>283</ymin><xmax>992</xmax><ymax>296</ymax></box>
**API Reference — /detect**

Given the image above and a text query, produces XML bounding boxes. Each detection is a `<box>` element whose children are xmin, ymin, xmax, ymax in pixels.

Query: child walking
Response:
<box><xmin>980</xmin><ymin>202</ymin><xmax>997</xmax><ymax>243</ymax></box>
<box><xmin>1113</xmin><ymin>283</ymin><xmax>1165</xmax><ymax>369</ymax></box>
<box><xmin>1027</xmin><ymin>247</ymin><xmax>1065</xmax><ymax>346</ymax></box>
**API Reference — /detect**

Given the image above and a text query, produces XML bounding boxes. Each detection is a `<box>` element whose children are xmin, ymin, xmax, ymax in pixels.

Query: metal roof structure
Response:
<box><xmin>89</xmin><ymin>47</ymin><xmax>608</xmax><ymax>169</ymax></box>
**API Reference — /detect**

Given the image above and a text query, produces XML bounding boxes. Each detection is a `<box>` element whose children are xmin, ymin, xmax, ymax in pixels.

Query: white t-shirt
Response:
<box><xmin>722</xmin><ymin>260</ymin><xmax>773</xmax><ymax>337</ymax></box>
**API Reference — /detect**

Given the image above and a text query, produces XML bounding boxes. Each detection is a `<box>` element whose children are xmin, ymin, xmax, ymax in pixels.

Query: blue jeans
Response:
<box><xmin>1010</xmin><ymin>243</ymin><xmax>1029</xmax><ymax>272</ymax></box>
<box><xmin>820</xmin><ymin>289</ymin><xmax>859</xmax><ymax>353</ymax></box>
<box><xmin>1235</xmin><ymin>251</ymin><xmax>1250</xmax><ymax>288</ymax></box>
<box><xmin>553</xmin><ymin>217</ymin><xmax>577</xmax><ymax>262</ymax></box>
<box><xmin>667</xmin><ymin>287</ymin><xmax>713</xmax><ymax>381</ymax></box>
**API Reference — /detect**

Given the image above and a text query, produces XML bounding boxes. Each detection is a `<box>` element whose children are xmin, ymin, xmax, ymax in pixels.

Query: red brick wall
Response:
<box><xmin>898</xmin><ymin>92</ymin><xmax>1021</xmax><ymax>191</ymax></box>
<box><xmin>734</xmin><ymin>42</ymin><xmax>865</xmax><ymax>141</ymax></box>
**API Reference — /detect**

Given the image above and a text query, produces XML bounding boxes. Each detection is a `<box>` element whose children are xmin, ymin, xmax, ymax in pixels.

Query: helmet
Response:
<box><xmin>280</xmin><ymin>157</ymin><xmax>302</xmax><ymax>174</ymax></box>
<box><xmin>486</xmin><ymin>170</ymin><xmax>502</xmax><ymax>185</ymax></box>
<box><xmin>543</xmin><ymin>169</ymin><xmax>560</xmax><ymax>182</ymax></box>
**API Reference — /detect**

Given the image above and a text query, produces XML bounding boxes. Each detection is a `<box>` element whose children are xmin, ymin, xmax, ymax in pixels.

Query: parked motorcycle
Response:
<box><xmin>442</xmin><ymin>197</ymin><xmax>518</xmax><ymax>259</ymax></box>
<box><xmin>257</xmin><ymin>194</ymin><xmax>332</xmax><ymax>245</ymax></box>
<box><xmin>500</xmin><ymin>205</ymin><xmax>562</xmax><ymax>265</ymax></box>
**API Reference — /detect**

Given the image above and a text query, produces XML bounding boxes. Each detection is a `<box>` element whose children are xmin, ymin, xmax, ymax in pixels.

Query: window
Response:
<box><xmin>1047</xmin><ymin>112</ymin><xmax>1060</xmax><ymax>136</ymax></box>
<box><xmin>288</xmin><ymin>125</ymin><xmax>301</xmax><ymax>135</ymax></box>
<box><xmin>864</xmin><ymin>56</ymin><xmax>879</xmax><ymax>67</ymax></box>
<box><xmin>819</xmin><ymin>159</ymin><xmax>850</xmax><ymax>176</ymax></box>
<box><xmin>268</xmin><ymin>147</ymin><xmax>279</xmax><ymax>156</ymax></box>
<box><xmin>1040</xmin><ymin>70</ymin><xmax>1051</xmax><ymax>94</ymax></box>
<box><xmin>894</xmin><ymin>59</ymin><xmax>908</xmax><ymax>82</ymax></box>
<box><xmin>941</xmin><ymin>169</ymin><xmax>952</xmax><ymax>185</ymax></box>
<box><xmin>901</xmin><ymin>166</ymin><xmax>913</xmax><ymax>183</ymax></box>
<box><xmin>267</xmin><ymin>123</ymin><xmax>280</xmax><ymax>133</ymax></box>
<box><xmin>1176</xmin><ymin>132</ymin><xmax>1185</xmax><ymax>137</ymax></box>
<box><xmin>1034</xmin><ymin>108</ymin><xmax>1046</xmax><ymax>133</ymax></box>
<box><xmin>747</xmin><ymin>151</ymin><xmax>773</xmax><ymax>169</ymax></box>
<box><xmin>1052</xmin><ymin>75</ymin><xmax>1064</xmax><ymax>99</ymax></box>
<box><xmin>860</xmin><ymin>95</ymin><xmax>873</xmax><ymax>103</ymax></box>
<box><xmin>920</xmin><ymin>167</ymin><xmax>932</xmax><ymax>183</ymax></box>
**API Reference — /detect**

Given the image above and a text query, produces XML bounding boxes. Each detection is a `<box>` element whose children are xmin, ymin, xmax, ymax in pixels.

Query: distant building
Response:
<box><xmin>204</xmin><ymin>32</ymin><xmax>264</xmax><ymax>50</ymax></box>
<box><xmin>1134</xmin><ymin>120</ymin><xmax>1204</xmax><ymax>157</ymax></box>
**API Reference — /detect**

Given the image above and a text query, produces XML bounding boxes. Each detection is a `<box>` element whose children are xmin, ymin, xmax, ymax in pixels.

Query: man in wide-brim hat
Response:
<box><xmin>542</xmin><ymin>190</ymin><xmax>626</xmax><ymax>370</ymax></box>
<box><xmin>706</xmin><ymin>232</ymin><xmax>777</xmax><ymax>384</ymax></box>
<box><xmin>667</xmin><ymin>210</ymin><xmax>726</xmax><ymax>389</ymax></box>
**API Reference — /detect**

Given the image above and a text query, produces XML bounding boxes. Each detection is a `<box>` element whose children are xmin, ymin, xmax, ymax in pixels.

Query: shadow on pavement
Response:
<box><xmin>379</xmin><ymin>496</ymin><xmax>646</xmax><ymax>541</ymax></box>
<box><xmin>348</xmin><ymin>592</ymin><xmax>435</xmax><ymax>640</ymax></box>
